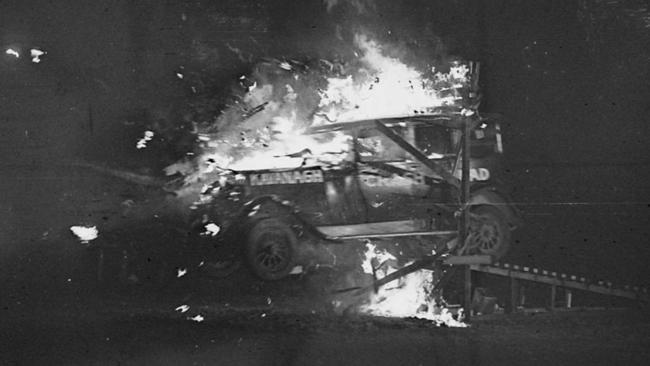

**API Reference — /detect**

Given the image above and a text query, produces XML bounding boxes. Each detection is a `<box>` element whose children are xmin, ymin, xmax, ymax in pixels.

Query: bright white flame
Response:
<box><xmin>359</xmin><ymin>242</ymin><xmax>467</xmax><ymax>327</ymax></box>
<box><xmin>316</xmin><ymin>35</ymin><xmax>468</xmax><ymax>123</ymax></box>
<box><xmin>70</xmin><ymin>225</ymin><xmax>99</xmax><ymax>243</ymax></box>
<box><xmin>136</xmin><ymin>130</ymin><xmax>154</xmax><ymax>149</ymax></box>
<box><xmin>30</xmin><ymin>49</ymin><xmax>45</xmax><ymax>63</ymax></box>
<box><xmin>5</xmin><ymin>48</ymin><xmax>19</xmax><ymax>58</ymax></box>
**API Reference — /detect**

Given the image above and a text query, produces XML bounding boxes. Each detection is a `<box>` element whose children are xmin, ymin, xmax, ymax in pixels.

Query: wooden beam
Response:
<box><xmin>374</xmin><ymin>120</ymin><xmax>460</xmax><ymax>188</ymax></box>
<box><xmin>550</xmin><ymin>285</ymin><xmax>557</xmax><ymax>311</ymax></box>
<box><xmin>443</xmin><ymin>255</ymin><xmax>492</xmax><ymax>265</ymax></box>
<box><xmin>317</xmin><ymin>220</ymin><xmax>456</xmax><ymax>239</ymax></box>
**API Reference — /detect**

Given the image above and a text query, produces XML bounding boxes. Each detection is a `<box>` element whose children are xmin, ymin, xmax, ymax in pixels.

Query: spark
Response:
<box><xmin>5</xmin><ymin>48</ymin><xmax>19</xmax><ymax>58</ymax></box>
<box><xmin>70</xmin><ymin>225</ymin><xmax>99</xmax><ymax>243</ymax></box>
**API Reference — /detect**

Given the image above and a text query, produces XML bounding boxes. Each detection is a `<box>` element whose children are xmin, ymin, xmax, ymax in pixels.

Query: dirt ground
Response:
<box><xmin>2</xmin><ymin>270</ymin><xmax>649</xmax><ymax>366</ymax></box>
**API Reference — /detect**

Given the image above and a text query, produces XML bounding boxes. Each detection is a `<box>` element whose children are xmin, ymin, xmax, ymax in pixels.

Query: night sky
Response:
<box><xmin>1</xmin><ymin>0</ymin><xmax>649</xmax><ymax>283</ymax></box>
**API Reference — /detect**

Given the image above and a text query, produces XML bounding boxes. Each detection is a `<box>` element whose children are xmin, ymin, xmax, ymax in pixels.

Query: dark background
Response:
<box><xmin>1</xmin><ymin>0</ymin><xmax>648</xmax><ymax>296</ymax></box>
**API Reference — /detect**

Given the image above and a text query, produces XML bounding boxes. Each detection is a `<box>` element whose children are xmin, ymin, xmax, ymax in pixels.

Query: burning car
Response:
<box><xmin>191</xmin><ymin>108</ymin><xmax>520</xmax><ymax>280</ymax></box>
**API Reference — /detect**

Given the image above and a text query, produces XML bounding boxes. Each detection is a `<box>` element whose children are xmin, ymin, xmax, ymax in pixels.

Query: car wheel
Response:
<box><xmin>468</xmin><ymin>206</ymin><xmax>511</xmax><ymax>259</ymax></box>
<box><xmin>245</xmin><ymin>219</ymin><xmax>297</xmax><ymax>281</ymax></box>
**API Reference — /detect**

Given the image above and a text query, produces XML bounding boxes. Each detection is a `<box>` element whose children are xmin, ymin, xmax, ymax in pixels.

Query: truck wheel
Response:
<box><xmin>468</xmin><ymin>206</ymin><xmax>511</xmax><ymax>259</ymax></box>
<box><xmin>246</xmin><ymin>219</ymin><xmax>297</xmax><ymax>281</ymax></box>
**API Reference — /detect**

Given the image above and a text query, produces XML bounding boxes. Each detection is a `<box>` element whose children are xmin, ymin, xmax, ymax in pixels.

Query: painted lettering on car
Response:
<box><xmin>453</xmin><ymin>168</ymin><xmax>491</xmax><ymax>181</ymax></box>
<box><xmin>249</xmin><ymin>169</ymin><xmax>324</xmax><ymax>186</ymax></box>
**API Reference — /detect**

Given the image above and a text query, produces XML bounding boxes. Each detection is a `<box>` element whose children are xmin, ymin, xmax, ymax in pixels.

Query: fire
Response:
<box><xmin>168</xmin><ymin>34</ymin><xmax>470</xmax><ymax>200</ymax></box>
<box><xmin>360</xmin><ymin>242</ymin><xmax>467</xmax><ymax>327</ymax></box>
<box><xmin>315</xmin><ymin>35</ymin><xmax>468</xmax><ymax>123</ymax></box>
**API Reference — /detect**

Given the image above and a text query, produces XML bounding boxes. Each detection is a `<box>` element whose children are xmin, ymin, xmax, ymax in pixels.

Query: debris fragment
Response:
<box><xmin>203</xmin><ymin>223</ymin><xmax>220</xmax><ymax>236</ymax></box>
<box><xmin>188</xmin><ymin>314</ymin><xmax>204</xmax><ymax>322</ymax></box>
<box><xmin>70</xmin><ymin>225</ymin><xmax>99</xmax><ymax>243</ymax></box>
<box><xmin>177</xmin><ymin>268</ymin><xmax>188</xmax><ymax>277</ymax></box>
<box><xmin>5</xmin><ymin>48</ymin><xmax>19</xmax><ymax>58</ymax></box>
<box><xmin>30</xmin><ymin>49</ymin><xmax>45</xmax><ymax>63</ymax></box>
<box><xmin>136</xmin><ymin>130</ymin><xmax>154</xmax><ymax>149</ymax></box>
<box><xmin>175</xmin><ymin>305</ymin><xmax>190</xmax><ymax>313</ymax></box>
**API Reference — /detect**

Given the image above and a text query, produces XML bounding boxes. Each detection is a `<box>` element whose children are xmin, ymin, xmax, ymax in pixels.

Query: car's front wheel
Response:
<box><xmin>245</xmin><ymin>219</ymin><xmax>297</xmax><ymax>280</ymax></box>
<box><xmin>468</xmin><ymin>206</ymin><xmax>511</xmax><ymax>259</ymax></box>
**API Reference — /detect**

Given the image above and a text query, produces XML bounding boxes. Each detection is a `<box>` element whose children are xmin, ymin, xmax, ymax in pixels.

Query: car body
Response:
<box><xmin>193</xmin><ymin>110</ymin><xmax>520</xmax><ymax>280</ymax></box>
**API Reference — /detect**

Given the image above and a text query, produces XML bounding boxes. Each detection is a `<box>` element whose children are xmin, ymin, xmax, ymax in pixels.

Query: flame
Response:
<box><xmin>170</xmin><ymin>34</ymin><xmax>470</xmax><ymax>202</ymax></box>
<box><xmin>315</xmin><ymin>35</ymin><xmax>467</xmax><ymax>123</ymax></box>
<box><xmin>360</xmin><ymin>241</ymin><xmax>467</xmax><ymax>327</ymax></box>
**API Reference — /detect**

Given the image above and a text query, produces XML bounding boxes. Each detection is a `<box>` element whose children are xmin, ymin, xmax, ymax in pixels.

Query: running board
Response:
<box><xmin>316</xmin><ymin>220</ymin><xmax>457</xmax><ymax>240</ymax></box>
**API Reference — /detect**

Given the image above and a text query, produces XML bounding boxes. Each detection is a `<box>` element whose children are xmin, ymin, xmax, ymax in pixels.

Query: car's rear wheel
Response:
<box><xmin>468</xmin><ymin>206</ymin><xmax>511</xmax><ymax>259</ymax></box>
<box><xmin>245</xmin><ymin>219</ymin><xmax>297</xmax><ymax>280</ymax></box>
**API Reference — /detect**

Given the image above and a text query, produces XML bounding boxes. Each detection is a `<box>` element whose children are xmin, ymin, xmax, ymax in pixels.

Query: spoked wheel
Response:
<box><xmin>245</xmin><ymin>219</ymin><xmax>297</xmax><ymax>281</ymax></box>
<box><xmin>467</xmin><ymin>206</ymin><xmax>511</xmax><ymax>259</ymax></box>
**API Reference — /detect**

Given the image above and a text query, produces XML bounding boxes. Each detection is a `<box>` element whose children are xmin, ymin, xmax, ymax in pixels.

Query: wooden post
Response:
<box><xmin>550</xmin><ymin>285</ymin><xmax>557</xmax><ymax>311</ymax></box>
<box><xmin>460</xmin><ymin>114</ymin><xmax>472</xmax><ymax>320</ymax></box>
<box><xmin>507</xmin><ymin>277</ymin><xmax>520</xmax><ymax>313</ymax></box>
<box><xmin>464</xmin><ymin>266</ymin><xmax>473</xmax><ymax>318</ymax></box>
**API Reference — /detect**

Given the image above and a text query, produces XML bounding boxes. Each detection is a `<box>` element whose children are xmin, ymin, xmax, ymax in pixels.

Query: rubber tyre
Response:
<box><xmin>245</xmin><ymin>219</ymin><xmax>297</xmax><ymax>281</ymax></box>
<box><xmin>469</xmin><ymin>206</ymin><xmax>511</xmax><ymax>259</ymax></box>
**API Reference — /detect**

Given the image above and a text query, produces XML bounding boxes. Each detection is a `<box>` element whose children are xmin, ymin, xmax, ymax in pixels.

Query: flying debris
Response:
<box><xmin>177</xmin><ymin>268</ymin><xmax>188</xmax><ymax>277</ymax></box>
<box><xmin>188</xmin><ymin>314</ymin><xmax>204</xmax><ymax>322</ymax></box>
<box><xmin>30</xmin><ymin>49</ymin><xmax>45</xmax><ymax>63</ymax></box>
<box><xmin>70</xmin><ymin>225</ymin><xmax>99</xmax><ymax>243</ymax></box>
<box><xmin>136</xmin><ymin>130</ymin><xmax>154</xmax><ymax>149</ymax></box>
<box><xmin>203</xmin><ymin>223</ymin><xmax>220</xmax><ymax>236</ymax></box>
<box><xmin>5</xmin><ymin>48</ymin><xmax>19</xmax><ymax>58</ymax></box>
<box><xmin>175</xmin><ymin>305</ymin><xmax>190</xmax><ymax>313</ymax></box>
